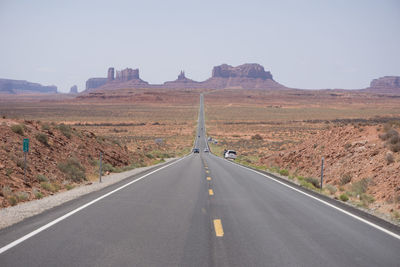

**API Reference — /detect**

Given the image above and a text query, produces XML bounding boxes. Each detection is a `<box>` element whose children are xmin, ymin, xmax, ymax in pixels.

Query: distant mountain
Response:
<box><xmin>364</xmin><ymin>76</ymin><xmax>400</xmax><ymax>94</ymax></box>
<box><xmin>0</xmin><ymin>79</ymin><xmax>57</xmax><ymax>94</ymax></box>
<box><xmin>83</xmin><ymin>63</ymin><xmax>285</xmax><ymax>92</ymax></box>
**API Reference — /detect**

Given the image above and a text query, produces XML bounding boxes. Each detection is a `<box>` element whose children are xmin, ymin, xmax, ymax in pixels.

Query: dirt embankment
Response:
<box><xmin>0</xmin><ymin>119</ymin><xmax>134</xmax><ymax>208</ymax></box>
<box><xmin>262</xmin><ymin>123</ymin><xmax>400</xmax><ymax>216</ymax></box>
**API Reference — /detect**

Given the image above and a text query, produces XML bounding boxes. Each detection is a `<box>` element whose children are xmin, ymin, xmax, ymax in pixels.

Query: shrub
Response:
<box><xmin>37</xmin><ymin>174</ymin><xmax>48</xmax><ymax>182</ymax></box>
<box><xmin>340</xmin><ymin>173</ymin><xmax>352</xmax><ymax>185</ymax></box>
<box><xmin>102</xmin><ymin>163</ymin><xmax>115</xmax><ymax>174</ymax></box>
<box><xmin>360</xmin><ymin>193</ymin><xmax>375</xmax><ymax>205</ymax></box>
<box><xmin>15</xmin><ymin>191</ymin><xmax>29</xmax><ymax>201</ymax></box>
<box><xmin>279</xmin><ymin>169</ymin><xmax>289</xmax><ymax>176</ymax></box>
<box><xmin>58</xmin><ymin>123</ymin><xmax>72</xmax><ymax>138</ymax></box>
<box><xmin>65</xmin><ymin>184</ymin><xmax>75</xmax><ymax>190</ymax></box>
<box><xmin>8</xmin><ymin>195</ymin><xmax>18</xmax><ymax>206</ymax></box>
<box><xmin>41</xmin><ymin>123</ymin><xmax>50</xmax><ymax>131</ymax></box>
<box><xmin>251</xmin><ymin>134</ymin><xmax>263</xmax><ymax>141</ymax></box>
<box><xmin>58</xmin><ymin>157</ymin><xmax>86</xmax><ymax>182</ymax></box>
<box><xmin>300</xmin><ymin>180</ymin><xmax>316</xmax><ymax>190</ymax></box>
<box><xmin>11</xmin><ymin>124</ymin><xmax>24</xmax><ymax>135</ymax></box>
<box><xmin>385</xmin><ymin>152</ymin><xmax>394</xmax><ymax>164</ymax></box>
<box><xmin>35</xmin><ymin>191</ymin><xmax>44</xmax><ymax>199</ymax></box>
<box><xmin>390</xmin><ymin>143</ymin><xmax>400</xmax><ymax>153</ymax></box>
<box><xmin>35</xmin><ymin>133</ymin><xmax>49</xmax><ymax>146</ymax></box>
<box><xmin>340</xmin><ymin>194</ymin><xmax>349</xmax><ymax>202</ymax></box>
<box><xmin>40</xmin><ymin>182</ymin><xmax>56</xmax><ymax>192</ymax></box>
<box><xmin>305</xmin><ymin>177</ymin><xmax>320</xmax><ymax>188</ymax></box>
<box><xmin>351</xmin><ymin>178</ymin><xmax>370</xmax><ymax>195</ymax></box>
<box><xmin>326</xmin><ymin>184</ymin><xmax>337</xmax><ymax>195</ymax></box>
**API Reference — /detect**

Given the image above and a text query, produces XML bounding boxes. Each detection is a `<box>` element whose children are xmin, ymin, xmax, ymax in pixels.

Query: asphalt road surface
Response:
<box><xmin>1</xmin><ymin>94</ymin><xmax>400</xmax><ymax>266</ymax></box>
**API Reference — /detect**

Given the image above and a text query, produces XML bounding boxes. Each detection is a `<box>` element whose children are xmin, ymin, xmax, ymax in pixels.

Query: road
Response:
<box><xmin>1</xmin><ymin>94</ymin><xmax>400</xmax><ymax>266</ymax></box>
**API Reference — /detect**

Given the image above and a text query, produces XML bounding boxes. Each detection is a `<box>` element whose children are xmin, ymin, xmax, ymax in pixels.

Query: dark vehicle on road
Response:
<box><xmin>193</xmin><ymin>148</ymin><xmax>200</xmax><ymax>153</ymax></box>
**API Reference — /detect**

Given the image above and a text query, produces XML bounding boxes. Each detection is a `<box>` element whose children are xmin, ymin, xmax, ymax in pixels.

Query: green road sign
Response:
<box><xmin>23</xmin><ymin>138</ymin><xmax>29</xmax><ymax>152</ymax></box>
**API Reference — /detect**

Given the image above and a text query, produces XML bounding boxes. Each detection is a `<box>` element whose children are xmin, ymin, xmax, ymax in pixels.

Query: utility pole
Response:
<box><xmin>99</xmin><ymin>152</ymin><xmax>103</xmax><ymax>183</ymax></box>
<box><xmin>23</xmin><ymin>138</ymin><xmax>29</xmax><ymax>183</ymax></box>
<box><xmin>320</xmin><ymin>157</ymin><xmax>324</xmax><ymax>190</ymax></box>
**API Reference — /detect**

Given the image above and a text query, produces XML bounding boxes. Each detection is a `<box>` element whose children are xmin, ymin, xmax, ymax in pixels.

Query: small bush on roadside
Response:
<box><xmin>326</xmin><ymin>184</ymin><xmax>337</xmax><ymax>195</ymax></box>
<box><xmin>65</xmin><ymin>184</ymin><xmax>75</xmax><ymax>190</ymax></box>
<box><xmin>35</xmin><ymin>191</ymin><xmax>44</xmax><ymax>199</ymax></box>
<box><xmin>340</xmin><ymin>194</ymin><xmax>349</xmax><ymax>202</ymax></box>
<box><xmin>279</xmin><ymin>169</ymin><xmax>289</xmax><ymax>176</ymax></box>
<box><xmin>15</xmin><ymin>191</ymin><xmax>29</xmax><ymax>201</ymax></box>
<box><xmin>37</xmin><ymin>174</ymin><xmax>48</xmax><ymax>182</ymax></box>
<box><xmin>58</xmin><ymin>157</ymin><xmax>86</xmax><ymax>182</ymax></box>
<box><xmin>40</xmin><ymin>182</ymin><xmax>56</xmax><ymax>192</ymax></box>
<box><xmin>300</xmin><ymin>180</ymin><xmax>316</xmax><ymax>190</ymax></box>
<box><xmin>360</xmin><ymin>193</ymin><xmax>375</xmax><ymax>205</ymax></box>
<box><xmin>11</xmin><ymin>124</ymin><xmax>24</xmax><ymax>135</ymax></box>
<box><xmin>8</xmin><ymin>195</ymin><xmax>18</xmax><ymax>206</ymax></box>
<box><xmin>351</xmin><ymin>178</ymin><xmax>370</xmax><ymax>195</ymax></box>
<box><xmin>102</xmin><ymin>163</ymin><xmax>115</xmax><ymax>174</ymax></box>
<box><xmin>35</xmin><ymin>133</ymin><xmax>49</xmax><ymax>146</ymax></box>
<box><xmin>58</xmin><ymin>123</ymin><xmax>72</xmax><ymax>138</ymax></box>
<box><xmin>340</xmin><ymin>173</ymin><xmax>352</xmax><ymax>185</ymax></box>
<box><xmin>305</xmin><ymin>177</ymin><xmax>320</xmax><ymax>188</ymax></box>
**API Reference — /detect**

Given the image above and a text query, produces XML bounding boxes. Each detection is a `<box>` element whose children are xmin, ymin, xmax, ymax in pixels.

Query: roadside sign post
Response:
<box><xmin>23</xmin><ymin>138</ymin><xmax>29</xmax><ymax>182</ymax></box>
<box><xmin>99</xmin><ymin>152</ymin><xmax>102</xmax><ymax>183</ymax></box>
<box><xmin>320</xmin><ymin>157</ymin><xmax>324</xmax><ymax>190</ymax></box>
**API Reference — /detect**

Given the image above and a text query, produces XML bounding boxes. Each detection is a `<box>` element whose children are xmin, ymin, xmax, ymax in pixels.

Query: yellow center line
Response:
<box><xmin>206</xmin><ymin>177</ymin><xmax>211</xmax><ymax>181</ymax></box>
<box><xmin>213</xmin><ymin>219</ymin><xmax>224</xmax><ymax>237</ymax></box>
<box><xmin>209</xmin><ymin>189</ymin><xmax>214</xmax><ymax>195</ymax></box>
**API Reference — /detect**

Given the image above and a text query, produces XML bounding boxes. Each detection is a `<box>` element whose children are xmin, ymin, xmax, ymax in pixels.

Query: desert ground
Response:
<box><xmin>1</xmin><ymin>88</ymin><xmax>400</xmax><ymax>224</ymax></box>
<box><xmin>0</xmin><ymin>94</ymin><xmax>198</xmax><ymax>207</ymax></box>
<box><xmin>204</xmin><ymin>88</ymin><xmax>400</xmax><ymax>223</ymax></box>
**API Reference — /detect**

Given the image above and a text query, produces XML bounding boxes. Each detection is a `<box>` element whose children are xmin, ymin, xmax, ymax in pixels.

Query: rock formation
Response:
<box><xmin>370</xmin><ymin>76</ymin><xmax>400</xmax><ymax>89</ymax></box>
<box><xmin>107</xmin><ymin>67</ymin><xmax>115</xmax><ymax>81</ymax></box>
<box><xmin>83</xmin><ymin>63</ymin><xmax>284</xmax><ymax>93</ymax></box>
<box><xmin>163</xmin><ymin>70</ymin><xmax>200</xmax><ymax>88</ymax></box>
<box><xmin>0</xmin><ymin>79</ymin><xmax>57</xmax><ymax>94</ymax></box>
<box><xmin>203</xmin><ymin>63</ymin><xmax>283</xmax><ymax>90</ymax></box>
<box><xmin>211</xmin><ymin>63</ymin><xmax>273</xmax><ymax>80</ymax></box>
<box><xmin>365</xmin><ymin>76</ymin><xmax>400</xmax><ymax>94</ymax></box>
<box><xmin>116</xmin><ymin>68</ymin><xmax>140</xmax><ymax>81</ymax></box>
<box><xmin>69</xmin><ymin>85</ymin><xmax>78</xmax><ymax>94</ymax></box>
<box><xmin>85</xmin><ymin>78</ymin><xmax>108</xmax><ymax>91</ymax></box>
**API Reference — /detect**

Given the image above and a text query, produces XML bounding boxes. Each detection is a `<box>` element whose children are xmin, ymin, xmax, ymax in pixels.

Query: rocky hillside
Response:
<box><xmin>262</xmin><ymin>123</ymin><xmax>400</xmax><ymax>218</ymax></box>
<box><xmin>0</xmin><ymin>79</ymin><xmax>57</xmax><ymax>94</ymax></box>
<box><xmin>0</xmin><ymin>119</ymin><xmax>135</xmax><ymax>208</ymax></box>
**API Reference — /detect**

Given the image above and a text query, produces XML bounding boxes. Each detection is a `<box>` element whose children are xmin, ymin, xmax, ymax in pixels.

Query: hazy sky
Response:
<box><xmin>0</xmin><ymin>0</ymin><xmax>399</xmax><ymax>92</ymax></box>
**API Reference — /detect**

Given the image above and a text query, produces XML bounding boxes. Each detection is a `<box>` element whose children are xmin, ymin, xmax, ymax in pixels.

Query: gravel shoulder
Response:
<box><xmin>0</xmin><ymin>158</ymin><xmax>177</xmax><ymax>230</ymax></box>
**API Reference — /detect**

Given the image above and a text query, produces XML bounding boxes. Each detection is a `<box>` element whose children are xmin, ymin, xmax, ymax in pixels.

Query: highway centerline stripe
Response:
<box><xmin>213</xmin><ymin>219</ymin><xmax>224</xmax><ymax>237</ymax></box>
<box><xmin>209</xmin><ymin>189</ymin><xmax>214</xmax><ymax>195</ymax></box>
<box><xmin>0</xmin><ymin>155</ymin><xmax>190</xmax><ymax>255</ymax></box>
<box><xmin>216</xmin><ymin>154</ymin><xmax>400</xmax><ymax>241</ymax></box>
<box><xmin>207</xmin><ymin>177</ymin><xmax>211</xmax><ymax>181</ymax></box>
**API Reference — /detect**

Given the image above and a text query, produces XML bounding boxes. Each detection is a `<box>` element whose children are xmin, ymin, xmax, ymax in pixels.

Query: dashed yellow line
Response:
<box><xmin>209</xmin><ymin>189</ymin><xmax>214</xmax><ymax>196</ymax></box>
<box><xmin>206</xmin><ymin>177</ymin><xmax>211</xmax><ymax>181</ymax></box>
<box><xmin>213</xmin><ymin>219</ymin><xmax>224</xmax><ymax>237</ymax></box>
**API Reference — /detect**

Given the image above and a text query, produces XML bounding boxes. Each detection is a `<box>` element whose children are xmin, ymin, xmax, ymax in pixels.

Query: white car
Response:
<box><xmin>224</xmin><ymin>150</ymin><xmax>237</xmax><ymax>160</ymax></box>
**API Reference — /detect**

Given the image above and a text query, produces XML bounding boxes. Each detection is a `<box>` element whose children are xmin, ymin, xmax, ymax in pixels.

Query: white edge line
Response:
<box><xmin>212</xmin><ymin>154</ymin><xmax>400</xmax><ymax>241</ymax></box>
<box><xmin>0</xmin><ymin>156</ymin><xmax>189</xmax><ymax>255</ymax></box>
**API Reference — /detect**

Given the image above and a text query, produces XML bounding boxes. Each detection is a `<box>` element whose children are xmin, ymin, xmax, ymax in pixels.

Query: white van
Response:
<box><xmin>224</xmin><ymin>150</ymin><xmax>237</xmax><ymax>160</ymax></box>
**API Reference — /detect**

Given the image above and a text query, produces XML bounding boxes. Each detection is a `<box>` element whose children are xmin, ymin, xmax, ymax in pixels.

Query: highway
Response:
<box><xmin>1</xmin><ymin>94</ymin><xmax>400</xmax><ymax>266</ymax></box>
